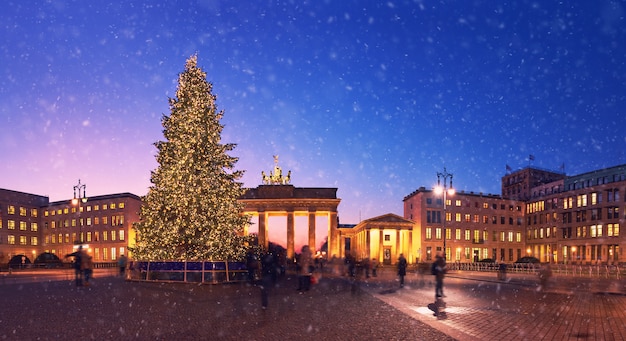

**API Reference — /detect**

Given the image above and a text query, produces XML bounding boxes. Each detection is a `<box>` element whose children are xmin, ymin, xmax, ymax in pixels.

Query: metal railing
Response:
<box><xmin>127</xmin><ymin>261</ymin><xmax>248</xmax><ymax>284</ymax></box>
<box><xmin>445</xmin><ymin>262</ymin><xmax>622</xmax><ymax>279</ymax></box>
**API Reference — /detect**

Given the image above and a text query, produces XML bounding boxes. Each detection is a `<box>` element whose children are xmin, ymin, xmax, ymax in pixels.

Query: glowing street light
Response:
<box><xmin>72</xmin><ymin>179</ymin><xmax>88</xmax><ymax>244</ymax></box>
<box><xmin>434</xmin><ymin>167</ymin><xmax>454</xmax><ymax>259</ymax></box>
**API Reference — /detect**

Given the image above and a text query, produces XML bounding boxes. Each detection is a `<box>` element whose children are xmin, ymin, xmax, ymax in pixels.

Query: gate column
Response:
<box><xmin>287</xmin><ymin>211</ymin><xmax>295</xmax><ymax>259</ymax></box>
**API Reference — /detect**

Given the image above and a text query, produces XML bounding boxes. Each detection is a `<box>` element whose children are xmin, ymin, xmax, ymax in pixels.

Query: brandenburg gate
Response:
<box><xmin>239</xmin><ymin>157</ymin><xmax>341</xmax><ymax>260</ymax></box>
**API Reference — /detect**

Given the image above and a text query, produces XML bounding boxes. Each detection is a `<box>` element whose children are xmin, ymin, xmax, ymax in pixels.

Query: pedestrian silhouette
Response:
<box><xmin>397</xmin><ymin>254</ymin><xmax>407</xmax><ymax>287</ymax></box>
<box><xmin>432</xmin><ymin>252</ymin><xmax>447</xmax><ymax>298</ymax></box>
<box><xmin>65</xmin><ymin>246</ymin><xmax>84</xmax><ymax>287</ymax></box>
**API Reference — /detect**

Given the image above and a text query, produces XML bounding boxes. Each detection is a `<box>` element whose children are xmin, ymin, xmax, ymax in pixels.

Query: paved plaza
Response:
<box><xmin>2</xmin><ymin>267</ymin><xmax>625</xmax><ymax>340</ymax></box>
<box><xmin>364</xmin><ymin>268</ymin><xmax>626</xmax><ymax>340</ymax></box>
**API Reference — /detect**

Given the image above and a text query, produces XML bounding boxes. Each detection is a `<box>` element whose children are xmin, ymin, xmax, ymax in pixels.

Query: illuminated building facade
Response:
<box><xmin>403</xmin><ymin>188</ymin><xmax>525</xmax><ymax>263</ymax></box>
<box><xmin>41</xmin><ymin>193</ymin><xmax>142</xmax><ymax>262</ymax></box>
<box><xmin>0</xmin><ymin>189</ymin><xmax>49</xmax><ymax>266</ymax></box>
<box><xmin>523</xmin><ymin>164</ymin><xmax>626</xmax><ymax>264</ymax></box>
<box><xmin>0</xmin><ymin>189</ymin><xmax>141</xmax><ymax>265</ymax></box>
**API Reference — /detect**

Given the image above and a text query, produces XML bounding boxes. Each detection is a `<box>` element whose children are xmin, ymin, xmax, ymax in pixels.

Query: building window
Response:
<box><xmin>8</xmin><ymin>220</ymin><xmax>15</xmax><ymax>230</ymax></box>
<box><xmin>425</xmin><ymin>228</ymin><xmax>432</xmax><ymax>240</ymax></box>
<box><xmin>31</xmin><ymin>208</ymin><xmax>38</xmax><ymax>217</ymax></box>
<box><xmin>31</xmin><ymin>236</ymin><xmax>38</xmax><ymax>245</ymax></box>
<box><xmin>455</xmin><ymin>200</ymin><xmax>461</xmax><ymax>207</ymax></box>
<box><xmin>455</xmin><ymin>229</ymin><xmax>461</xmax><ymax>240</ymax></box>
<box><xmin>119</xmin><ymin>230</ymin><xmax>125</xmax><ymax>241</ymax></box>
<box><xmin>19</xmin><ymin>236</ymin><xmax>27</xmax><ymax>245</ymax></box>
<box><xmin>455</xmin><ymin>213</ymin><xmax>461</xmax><ymax>222</ymax></box>
<box><xmin>31</xmin><ymin>222</ymin><xmax>38</xmax><ymax>231</ymax></box>
<box><xmin>465</xmin><ymin>229</ymin><xmax>470</xmax><ymax>241</ymax></box>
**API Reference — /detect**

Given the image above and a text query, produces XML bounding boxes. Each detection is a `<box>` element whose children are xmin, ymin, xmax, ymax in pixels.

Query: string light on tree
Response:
<box><xmin>131</xmin><ymin>55</ymin><xmax>252</xmax><ymax>261</ymax></box>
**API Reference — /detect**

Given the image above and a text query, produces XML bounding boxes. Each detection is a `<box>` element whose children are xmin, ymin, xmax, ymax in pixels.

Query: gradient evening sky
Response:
<box><xmin>1</xmin><ymin>1</ymin><xmax>625</xmax><ymax>233</ymax></box>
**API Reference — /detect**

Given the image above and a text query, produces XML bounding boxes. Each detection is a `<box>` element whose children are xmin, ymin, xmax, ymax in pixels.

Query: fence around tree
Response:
<box><xmin>128</xmin><ymin>261</ymin><xmax>248</xmax><ymax>284</ymax></box>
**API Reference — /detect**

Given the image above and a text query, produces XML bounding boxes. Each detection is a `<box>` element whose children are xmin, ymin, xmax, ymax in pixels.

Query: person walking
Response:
<box><xmin>433</xmin><ymin>252</ymin><xmax>447</xmax><ymax>298</ymax></box>
<box><xmin>118</xmin><ymin>254</ymin><xmax>128</xmax><ymax>278</ymax></box>
<box><xmin>246</xmin><ymin>249</ymin><xmax>259</xmax><ymax>284</ymax></box>
<box><xmin>65</xmin><ymin>246</ymin><xmax>84</xmax><ymax>287</ymax></box>
<box><xmin>82</xmin><ymin>253</ymin><xmax>94</xmax><ymax>286</ymax></box>
<box><xmin>397</xmin><ymin>254</ymin><xmax>407</xmax><ymax>287</ymax></box>
<box><xmin>260</xmin><ymin>251</ymin><xmax>277</xmax><ymax>309</ymax></box>
<box><xmin>296</xmin><ymin>245</ymin><xmax>313</xmax><ymax>292</ymax></box>
<box><xmin>371</xmin><ymin>258</ymin><xmax>378</xmax><ymax>277</ymax></box>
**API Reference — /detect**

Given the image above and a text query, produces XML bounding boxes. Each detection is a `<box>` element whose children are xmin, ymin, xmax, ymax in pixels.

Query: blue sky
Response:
<box><xmin>1</xmin><ymin>0</ymin><xmax>625</xmax><ymax>225</ymax></box>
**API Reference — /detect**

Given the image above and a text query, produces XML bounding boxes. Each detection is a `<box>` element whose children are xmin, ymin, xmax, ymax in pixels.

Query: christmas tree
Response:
<box><xmin>131</xmin><ymin>55</ymin><xmax>251</xmax><ymax>261</ymax></box>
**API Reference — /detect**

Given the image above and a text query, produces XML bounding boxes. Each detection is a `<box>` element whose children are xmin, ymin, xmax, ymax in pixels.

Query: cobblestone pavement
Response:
<box><xmin>0</xmin><ymin>270</ymin><xmax>453</xmax><ymax>341</ymax></box>
<box><xmin>4</xmin><ymin>268</ymin><xmax>626</xmax><ymax>340</ymax></box>
<box><xmin>360</xmin><ymin>268</ymin><xmax>626</xmax><ymax>341</ymax></box>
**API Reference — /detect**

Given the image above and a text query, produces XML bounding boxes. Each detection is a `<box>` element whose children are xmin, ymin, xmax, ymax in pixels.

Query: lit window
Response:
<box><xmin>8</xmin><ymin>220</ymin><xmax>15</xmax><ymax>230</ymax></box>
<box><xmin>19</xmin><ymin>236</ymin><xmax>27</xmax><ymax>245</ymax></box>
<box><xmin>8</xmin><ymin>235</ymin><xmax>16</xmax><ymax>244</ymax></box>
<box><xmin>31</xmin><ymin>236</ymin><xmax>38</xmax><ymax>245</ymax></box>
<box><xmin>119</xmin><ymin>230</ymin><xmax>125</xmax><ymax>241</ymax></box>
<box><xmin>119</xmin><ymin>202</ymin><xmax>125</xmax><ymax>209</ymax></box>
<box><xmin>8</xmin><ymin>205</ymin><xmax>15</xmax><ymax>214</ymax></box>
<box><xmin>31</xmin><ymin>223</ymin><xmax>38</xmax><ymax>232</ymax></box>
<box><xmin>31</xmin><ymin>208</ymin><xmax>38</xmax><ymax>217</ymax></box>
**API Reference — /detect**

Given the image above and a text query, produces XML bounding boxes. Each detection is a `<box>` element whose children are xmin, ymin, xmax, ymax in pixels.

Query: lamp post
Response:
<box><xmin>72</xmin><ymin>179</ymin><xmax>88</xmax><ymax>244</ymax></box>
<box><xmin>434</xmin><ymin>167</ymin><xmax>454</xmax><ymax>259</ymax></box>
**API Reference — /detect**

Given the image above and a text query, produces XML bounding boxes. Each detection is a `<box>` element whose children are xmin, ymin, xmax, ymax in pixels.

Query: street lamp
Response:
<box><xmin>72</xmin><ymin>179</ymin><xmax>88</xmax><ymax>244</ymax></box>
<box><xmin>434</xmin><ymin>167</ymin><xmax>454</xmax><ymax>259</ymax></box>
